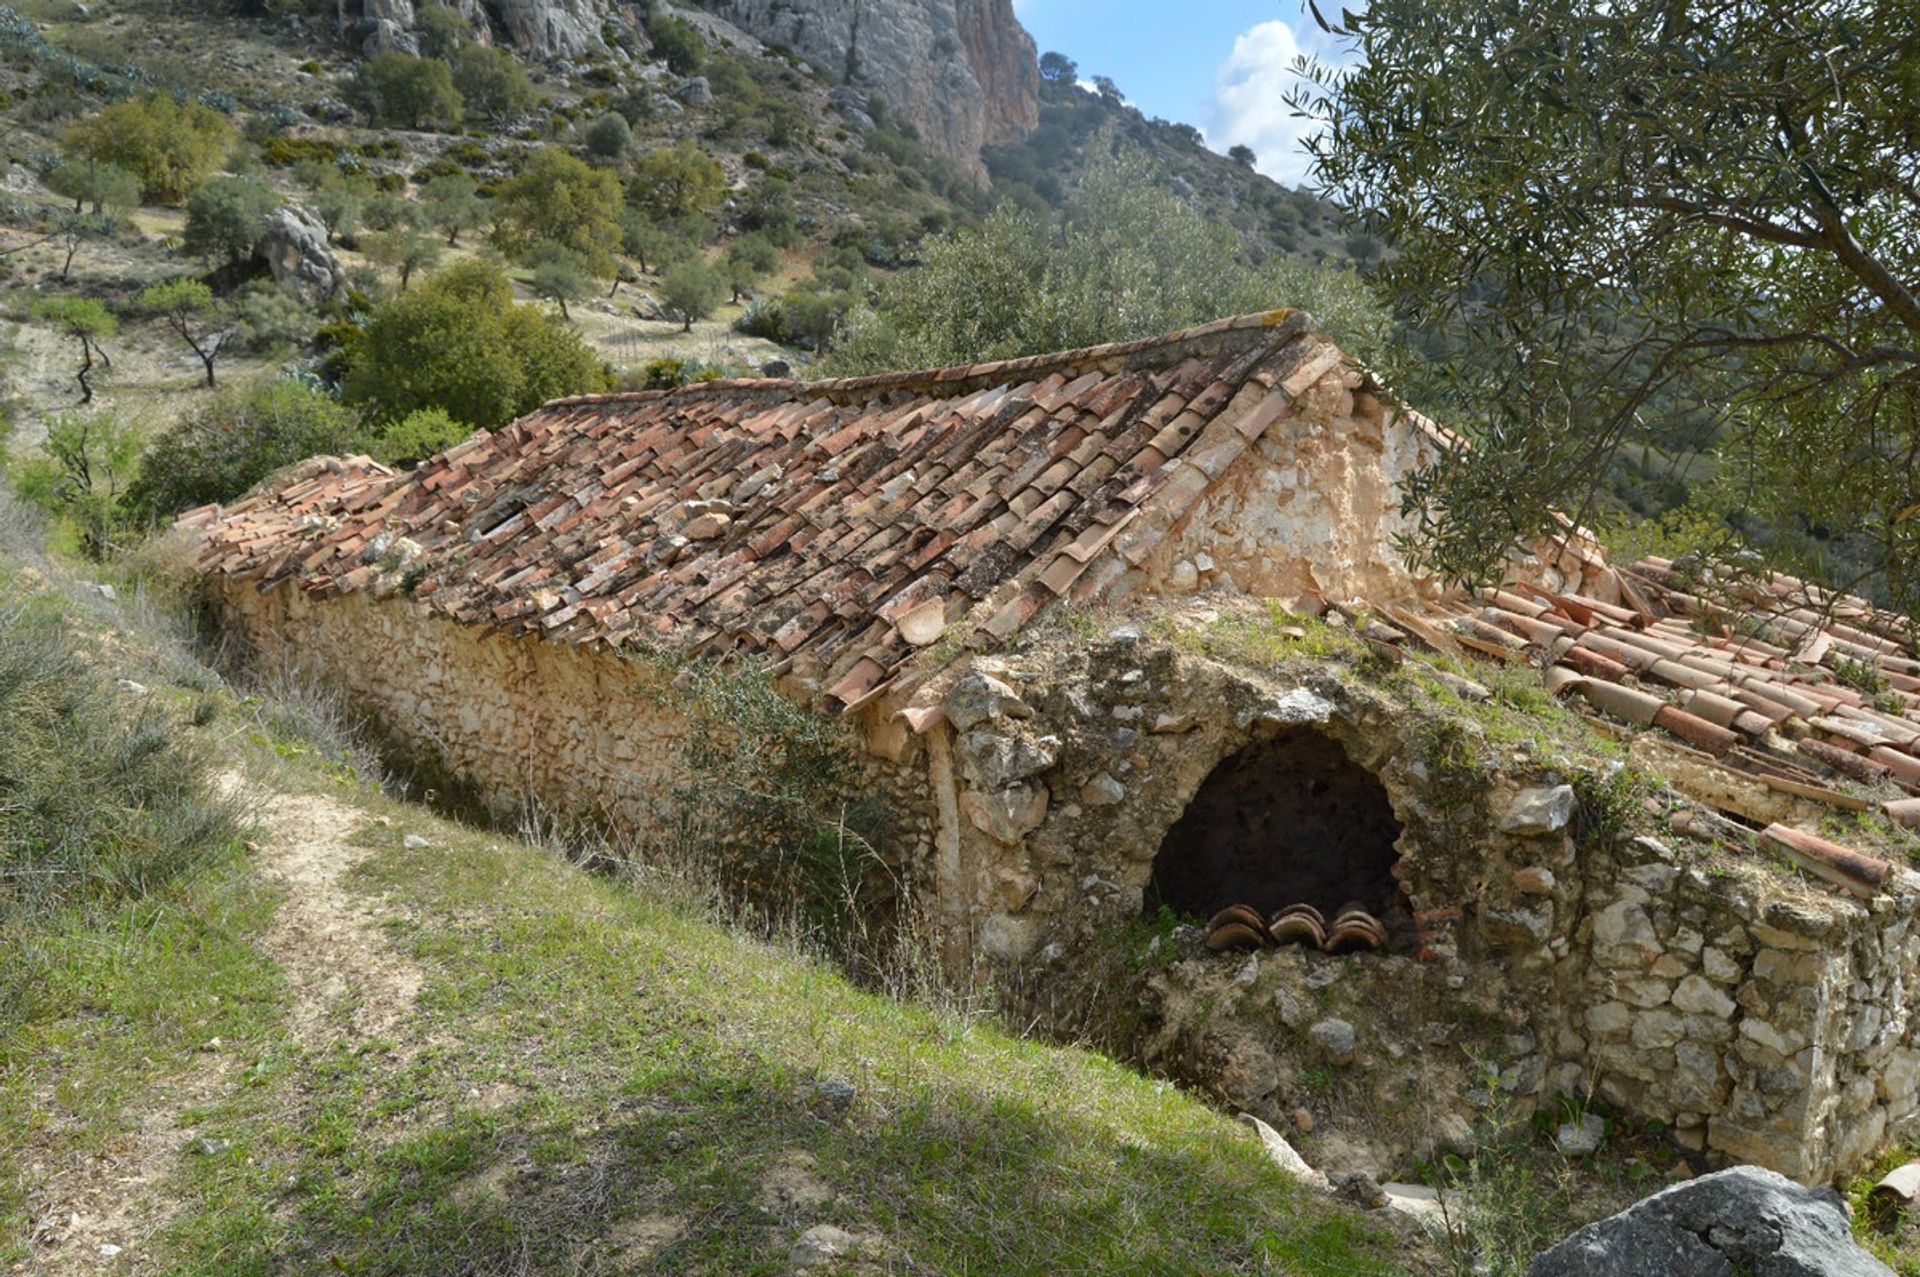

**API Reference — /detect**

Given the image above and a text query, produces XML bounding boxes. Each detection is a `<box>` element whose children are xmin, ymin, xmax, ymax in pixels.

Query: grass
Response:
<box><xmin>1851</xmin><ymin>1144</ymin><xmax>1920</xmax><ymax>1275</ymax></box>
<box><xmin>144</xmin><ymin>799</ymin><xmax>1404</xmax><ymax>1275</ymax></box>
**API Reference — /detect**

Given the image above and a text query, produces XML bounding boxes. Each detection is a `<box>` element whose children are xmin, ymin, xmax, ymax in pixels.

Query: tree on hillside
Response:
<box><xmin>14</xmin><ymin>411</ymin><xmax>140</xmax><ymax>558</ymax></box>
<box><xmin>724</xmin><ymin>233</ymin><xmax>779</xmax><ymax>304</ymax></box>
<box><xmin>661</xmin><ymin>260</ymin><xmax>725</xmax><ymax>333</ymax></box>
<box><xmin>32</xmin><ymin>297</ymin><xmax>118</xmax><ymax>404</ymax></box>
<box><xmin>344</xmin><ymin>260</ymin><xmax>607</xmax><ymax>430</ymax></box>
<box><xmin>45</xmin><ymin>158</ymin><xmax>140</xmax><ymax>217</ymax></box>
<box><xmin>422</xmin><ymin>172</ymin><xmax>489</xmax><ymax>246</ymax></box>
<box><xmin>621</xmin><ymin>209</ymin><xmax>693</xmax><ymax>277</ymax></box>
<box><xmin>1291</xmin><ymin>0</ymin><xmax>1920</xmax><ymax>605</ymax></box>
<box><xmin>364</xmin><ymin>220</ymin><xmax>444</xmax><ymax>291</ymax></box>
<box><xmin>1039</xmin><ymin>51</ymin><xmax>1077</xmax><ymax>84</ymax></box>
<box><xmin>63</xmin><ymin>95</ymin><xmax>234</xmax><ymax>204</ymax></box>
<box><xmin>414</xmin><ymin>2</ymin><xmax>473</xmax><ymax>60</ymax></box>
<box><xmin>184</xmin><ymin>176</ymin><xmax>280</xmax><ymax>266</ymax></box>
<box><xmin>1227</xmin><ymin>144</ymin><xmax>1257</xmax><ymax>169</ymax></box>
<box><xmin>348</xmin><ymin>52</ymin><xmax>465</xmax><ymax>130</ymax></box>
<box><xmin>825</xmin><ymin>143</ymin><xmax>1394</xmax><ymax>375</ymax></box>
<box><xmin>53</xmin><ymin>212</ymin><xmax>114</xmax><ymax>282</ymax></box>
<box><xmin>492</xmin><ymin>148</ymin><xmax>624</xmax><ymax>274</ymax></box>
<box><xmin>452</xmin><ymin>45</ymin><xmax>539</xmax><ymax>122</ymax></box>
<box><xmin>627</xmin><ymin>141</ymin><xmax>727</xmax><ymax>222</ymax></box>
<box><xmin>138</xmin><ymin>279</ymin><xmax>227</xmax><ymax>388</ymax></box>
<box><xmin>524</xmin><ymin>241</ymin><xmax>594</xmax><ymax>321</ymax></box>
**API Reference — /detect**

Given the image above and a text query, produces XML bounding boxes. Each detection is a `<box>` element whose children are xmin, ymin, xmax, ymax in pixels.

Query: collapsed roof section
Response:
<box><xmin>181</xmin><ymin>310</ymin><xmax>1432</xmax><ymax>712</ymax></box>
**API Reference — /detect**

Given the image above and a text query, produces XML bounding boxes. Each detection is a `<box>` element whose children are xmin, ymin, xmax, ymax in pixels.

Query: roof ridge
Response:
<box><xmin>550</xmin><ymin>308</ymin><xmax>1316</xmax><ymax>411</ymax></box>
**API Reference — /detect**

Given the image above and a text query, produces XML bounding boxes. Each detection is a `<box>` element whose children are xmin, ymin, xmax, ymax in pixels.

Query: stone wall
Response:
<box><xmin>904</xmin><ymin>624</ymin><xmax>1920</xmax><ymax>1185</ymax></box>
<box><xmin>205</xmin><ymin>578</ymin><xmax>941</xmax><ymax>882</ymax></box>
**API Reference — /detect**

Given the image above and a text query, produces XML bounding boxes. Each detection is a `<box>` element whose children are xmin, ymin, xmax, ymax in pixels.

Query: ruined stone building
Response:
<box><xmin>181</xmin><ymin>310</ymin><xmax>1920</xmax><ymax>1186</ymax></box>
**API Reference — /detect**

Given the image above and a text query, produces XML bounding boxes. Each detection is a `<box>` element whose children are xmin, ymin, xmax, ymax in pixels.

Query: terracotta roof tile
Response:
<box><xmin>184</xmin><ymin>311</ymin><xmax>1335</xmax><ymax>711</ymax></box>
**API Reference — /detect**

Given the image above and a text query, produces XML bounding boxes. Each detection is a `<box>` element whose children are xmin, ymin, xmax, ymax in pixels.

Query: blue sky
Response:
<box><xmin>1010</xmin><ymin>1</ymin><xmax>1340</xmax><ymax>188</ymax></box>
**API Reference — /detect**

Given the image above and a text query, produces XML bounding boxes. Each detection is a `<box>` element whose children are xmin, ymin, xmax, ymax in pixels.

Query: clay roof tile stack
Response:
<box><xmin>182</xmin><ymin>310</ymin><xmax>1336</xmax><ymax>713</ymax></box>
<box><xmin>1413</xmin><ymin>557</ymin><xmax>1920</xmax><ymax>897</ymax></box>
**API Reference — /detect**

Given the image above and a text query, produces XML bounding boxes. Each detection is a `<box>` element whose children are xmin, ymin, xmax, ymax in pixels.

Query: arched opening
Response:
<box><xmin>1148</xmin><ymin>729</ymin><xmax>1405</xmax><ymax>938</ymax></box>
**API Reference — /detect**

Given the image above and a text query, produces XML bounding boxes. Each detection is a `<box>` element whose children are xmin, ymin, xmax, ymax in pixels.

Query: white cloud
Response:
<box><xmin>1204</xmin><ymin>19</ymin><xmax>1325</xmax><ymax>188</ymax></box>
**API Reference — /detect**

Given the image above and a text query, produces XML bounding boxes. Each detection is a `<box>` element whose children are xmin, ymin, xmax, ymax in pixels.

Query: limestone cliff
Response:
<box><xmin>335</xmin><ymin>0</ymin><xmax>615</xmax><ymax>59</ymax></box>
<box><xmin>333</xmin><ymin>0</ymin><xmax>1039</xmax><ymax>181</ymax></box>
<box><xmin>694</xmin><ymin>0</ymin><xmax>1039</xmax><ymax>183</ymax></box>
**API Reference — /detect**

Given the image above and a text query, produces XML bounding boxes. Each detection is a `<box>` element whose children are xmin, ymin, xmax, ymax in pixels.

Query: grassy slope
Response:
<box><xmin>0</xmin><ymin>556</ymin><xmax>1412</xmax><ymax>1276</ymax></box>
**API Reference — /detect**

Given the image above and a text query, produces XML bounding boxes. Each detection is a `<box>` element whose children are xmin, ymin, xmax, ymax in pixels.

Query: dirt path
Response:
<box><xmin>27</xmin><ymin>778</ymin><xmax>422</xmax><ymax>1274</ymax></box>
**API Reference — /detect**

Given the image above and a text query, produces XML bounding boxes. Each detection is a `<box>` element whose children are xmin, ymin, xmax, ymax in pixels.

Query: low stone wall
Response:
<box><xmin>204</xmin><ymin>578</ymin><xmax>942</xmax><ymax>878</ymax></box>
<box><xmin>1570</xmin><ymin>833</ymin><xmax>1920</xmax><ymax>1179</ymax></box>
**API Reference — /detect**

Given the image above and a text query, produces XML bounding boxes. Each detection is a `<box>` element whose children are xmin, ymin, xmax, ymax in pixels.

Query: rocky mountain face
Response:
<box><xmin>334</xmin><ymin>0</ymin><xmax>1039</xmax><ymax>183</ymax></box>
<box><xmin>336</xmin><ymin>0</ymin><xmax>619</xmax><ymax>60</ymax></box>
<box><xmin>696</xmin><ymin>0</ymin><xmax>1038</xmax><ymax>183</ymax></box>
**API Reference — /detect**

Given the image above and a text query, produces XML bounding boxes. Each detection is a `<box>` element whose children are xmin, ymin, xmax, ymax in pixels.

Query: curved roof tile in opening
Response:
<box><xmin>180</xmin><ymin>309</ymin><xmax>1403</xmax><ymax>713</ymax></box>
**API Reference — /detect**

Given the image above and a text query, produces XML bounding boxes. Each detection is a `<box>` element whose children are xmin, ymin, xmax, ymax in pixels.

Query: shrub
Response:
<box><xmin>344</xmin><ymin>260</ymin><xmax>607</xmax><ymax>430</ymax></box>
<box><xmin>183</xmin><ymin>175</ymin><xmax>280</xmax><ymax>264</ymax></box>
<box><xmin>374</xmin><ymin>406</ymin><xmax>470</xmax><ymax>467</ymax></box>
<box><xmin>127</xmin><ymin>378</ymin><xmax>364</xmax><ymax>520</ymax></box>
<box><xmin>452</xmin><ymin>44</ymin><xmax>537</xmax><ymax>122</ymax></box>
<box><xmin>256</xmin><ymin>135</ymin><xmax>340</xmax><ymax>168</ymax></box>
<box><xmin>582</xmin><ymin>111</ymin><xmax>633</xmax><ymax>162</ymax></box>
<box><xmin>0</xmin><ymin>595</ymin><xmax>241</xmax><ymax>936</ymax></box>
<box><xmin>8</xmin><ymin>410</ymin><xmax>138</xmax><ymax>558</ymax></box>
<box><xmin>346</xmin><ymin>51</ymin><xmax>464</xmax><ymax>131</ymax></box>
<box><xmin>228</xmin><ymin>281</ymin><xmax>317</xmax><ymax>353</ymax></box>
<box><xmin>62</xmin><ymin>93</ymin><xmax>234</xmax><ymax>203</ymax></box>
<box><xmin>647</xmin><ymin>14</ymin><xmax>705</xmax><ymax>75</ymax></box>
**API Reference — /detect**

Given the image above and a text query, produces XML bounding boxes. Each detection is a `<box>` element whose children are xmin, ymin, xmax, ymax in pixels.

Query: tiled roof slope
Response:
<box><xmin>182</xmin><ymin>310</ymin><xmax>1356</xmax><ymax>711</ymax></box>
<box><xmin>1410</xmin><ymin>558</ymin><xmax>1920</xmax><ymax>895</ymax></box>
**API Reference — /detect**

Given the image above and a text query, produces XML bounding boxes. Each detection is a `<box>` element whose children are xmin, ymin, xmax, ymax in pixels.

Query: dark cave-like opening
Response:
<box><xmin>1147</xmin><ymin>729</ymin><xmax>1405</xmax><ymax>925</ymax></box>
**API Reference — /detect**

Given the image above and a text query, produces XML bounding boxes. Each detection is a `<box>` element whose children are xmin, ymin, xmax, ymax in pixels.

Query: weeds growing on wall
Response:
<box><xmin>624</xmin><ymin>646</ymin><xmax>904</xmax><ymax>986</ymax></box>
<box><xmin>1426</xmin><ymin>1070</ymin><xmax>1583</xmax><ymax>1276</ymax></box>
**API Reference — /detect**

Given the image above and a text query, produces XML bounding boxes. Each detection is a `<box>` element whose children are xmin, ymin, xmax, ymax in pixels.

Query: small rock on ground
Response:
<box><xmin>790</xmin><ymin>1224</ymin><xmax>860</xmax><ymax>1270</ymax></box>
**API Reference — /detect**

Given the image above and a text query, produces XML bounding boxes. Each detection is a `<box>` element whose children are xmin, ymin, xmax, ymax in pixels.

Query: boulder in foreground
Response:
<box><xmin>1528</xmin><ymin>1166</ymin><xmax>1893</xmax><ymax>1277</ymax></box>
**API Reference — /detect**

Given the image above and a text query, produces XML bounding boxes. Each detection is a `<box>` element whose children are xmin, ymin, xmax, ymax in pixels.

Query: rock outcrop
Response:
<box><xmin>334</xmin><ymin>0</ymin><xmax>615</xmax><ymax>59</ymax></box>
<box><xmin>258</xmin><ymin>206</ymin><xmax>346</xmax><ymax>304</ymax></box>
<box><xmin>331</xmin><ymin>0</ymin><xmax>1037</xmax><ymax>180</ymax></box>
<box><xmin>690</xmin><ymin>0</ymin><xmax>1038</xmax><ymax>183</ymax></box>
<box><xmin>1528</xmin><ymin>1167</ymin><xmax>1895</xmax><ymax>1277</ymax></box>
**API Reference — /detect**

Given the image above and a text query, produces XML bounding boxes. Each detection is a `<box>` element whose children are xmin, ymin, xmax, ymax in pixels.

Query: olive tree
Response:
<box><xmin>138</xmin><ymin>279</ymin><xmax>227</xmax><ymax>387</ymax></box>
<box><xmin>1290</xmin><ymin>0</ymin><xmax>1920</xmax><ymax>605</ymax></box>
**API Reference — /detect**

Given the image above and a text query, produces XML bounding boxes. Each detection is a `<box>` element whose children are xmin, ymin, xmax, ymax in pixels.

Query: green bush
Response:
<box><xmin>8</xmin><ymin>410</ymin><xmax>139</xmax><ymax>559</ymax></box>
<box><xmin>127</xmin><ymin>378</ymin><xmax>364</xmax><ymax>520</ymax></box>
<box><xmin>582</xmin><ymin>111</ymin><xmax>633</xmax><ymax>161</ymax></box>
<box><xmin>0</xmin><ymin>593</ymin><xmax>241</xmax><ymax>944</ymax></box>
<box><xmin>344</xmin><ymin>260</ymin><xmax>608</xmax><ymax>430</ymax></box>
<box><xmin>62</xmin><ymin>93</ymin><xmax>234</xmax><ymax>204</ymax></box>
<box><xmin>256</xmin><ymin>135</ymin><xmax>341</xmax><ymax>168</ymax></box>
<box><xmin>346</xmin><ymin>51</ymin><xmax>464</xmax><ymax>130</ymax></box>
<box><xmin>183</xmin><ymin>175</ymin><xmax>280</xmax><ymax>265</ymax></box>
<box><xmin>646</xmin><ymin>14</ymin><xmax>705</xmax><ymax>75</ymax></box>
<box><xmin>374</xmin><ymin>406</ymin><xmax>470</xmax><ymax>468</ymax></box>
